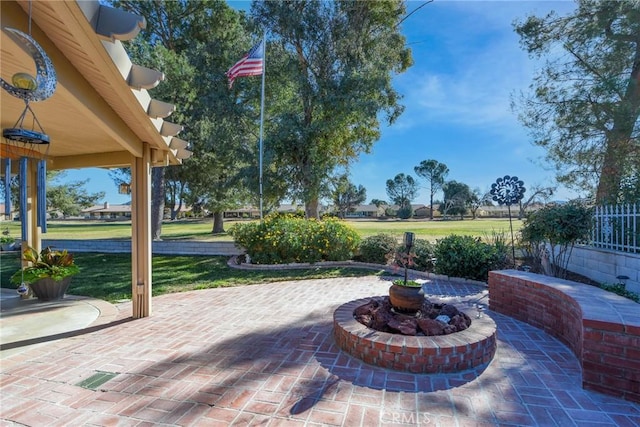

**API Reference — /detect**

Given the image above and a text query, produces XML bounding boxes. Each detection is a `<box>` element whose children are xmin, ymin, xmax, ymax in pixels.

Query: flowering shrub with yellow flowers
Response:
<box><xmin>229</xmin><ymin>214</ymin><xmax>360</xmax><ymax>264</ymax></box>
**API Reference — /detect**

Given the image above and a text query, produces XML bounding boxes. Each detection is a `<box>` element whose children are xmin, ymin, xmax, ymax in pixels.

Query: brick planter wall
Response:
<box><xmin>333</xmin><ymin>297</ymin><xmax>497</xmax><ymax>374</ymax></box>
<box><xmin>489</xmin><ymin>270</ymin><xmax>640</xmax><ymax>403</ymax></box>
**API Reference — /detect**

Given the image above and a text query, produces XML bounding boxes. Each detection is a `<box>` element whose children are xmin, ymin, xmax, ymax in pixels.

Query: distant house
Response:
<box><xmin>476</xmin><ymin>204</ymin><xmax>543</xmax><ymax>218</ymax></box>
<box><xmin>0</xmin><ymin>204</ymin><xmax>17</xmax><ymax>222</ymax></box>
<box><xmin>82</xmin><ymin>202</ymin><xmax>131</xmax><ymax>219</ymax></box>
<box><xmin>413</xmin><ymin>205</ymin><xmax>432</xmax><ymax>218</ymax></box>
<box><xmin>343</xmin><ymin>204</ymin><xmax>384</xmax><ymax>218</ymax></box>
<box><xmin>223</xmin><ymin>203</ymin><xmax>331</xmax><ymax>219</ymax></box>
<box><xmin>223</xmin><ymin>206</ymin><xmax>261</xmax><ymax>219</ymax></box>
<box><xmin>384</xmin><ymin>204</ymin><xmax>427</xmax><ymax>218</ymax></box>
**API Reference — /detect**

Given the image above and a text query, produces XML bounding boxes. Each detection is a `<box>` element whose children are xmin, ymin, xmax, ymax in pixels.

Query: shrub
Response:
<box><xmin>433</xmin><ymin>234</ymin><xmax>507</xmax><ymax>282</ymax></box>
<box><xmin>356</xmin><ymin>233</ymin><xmax>398</xmax><ymax>264</ymax></box>
<box><xmin>598</xmin><ymin>283</ymin><xmax>640</xmax><ymax>303</ymax></box>
<box><xmin>397</xmin><ymin>206</ymin><xmax>413</xmax><ymax>219</ymax></box>
<box><xmin>229</xmin><ymin>214</ymin><xmax>360</xmax><ymax>264</ymax></box>
<box><xmin>411</xmin><ymin>239</ymin><xmax>436</xmax><ymax>272</ymax></box>
<box><xmin>519</xmin><ymin>201</ymin><xmax>592</xmax><ymax>278</ymax></box>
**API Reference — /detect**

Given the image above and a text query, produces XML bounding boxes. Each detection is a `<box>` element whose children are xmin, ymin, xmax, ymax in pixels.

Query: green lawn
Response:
<box><xmin>0</xmin><ymin>251</ymin><xmax>384</xmax><ymax>302</ymax></box>
<box><xmin>347</xmin><ymin>218</ymin><xmax>522</xmax><ymax>240</ymax></box>
<box><xmin>1</xmin><ymin>217</ymin><xmax>522</xmax><ymax>242</ymax></box>
<box><xmin>0</xmin><ymin>216</ymin><xmax>521</xmax><ymax>302</ymax></box>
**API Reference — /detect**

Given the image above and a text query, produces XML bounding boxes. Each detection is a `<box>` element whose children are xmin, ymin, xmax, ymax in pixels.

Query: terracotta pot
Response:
<box><xmin>29</xmin><ymin>277</ymin><xmax>72</xmax><ymax>301</ymax></box>
<box><xmin>388</xmin><ymin>283</ymin><xmax>425</xmax><ymax>312</ymax></box>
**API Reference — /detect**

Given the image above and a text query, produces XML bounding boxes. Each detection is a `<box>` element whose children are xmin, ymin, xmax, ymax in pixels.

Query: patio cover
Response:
<box><xmin>1</xmin><ymin>0</ymin><xmax>190</xmax><ymax>317</ymax></box>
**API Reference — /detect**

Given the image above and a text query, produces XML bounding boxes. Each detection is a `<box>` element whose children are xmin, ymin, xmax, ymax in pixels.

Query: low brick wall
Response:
<box><xmin>489</xmin><ymin>270</ymin><xmax>640</xmax><ymax>403</ymax></box>
<box><xmin>333</xmin><ymin>297</ymin><xmax>497</xmax><ymax>374</ymax></box>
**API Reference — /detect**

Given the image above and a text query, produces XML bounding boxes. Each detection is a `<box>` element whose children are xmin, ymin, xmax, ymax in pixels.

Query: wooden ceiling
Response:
<box><xmin>1</xmin><ymin>0</ymin><xmax>183</xmax><ymax>170</ymax></box>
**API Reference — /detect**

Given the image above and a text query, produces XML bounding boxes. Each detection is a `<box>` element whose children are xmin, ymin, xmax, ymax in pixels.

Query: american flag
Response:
<box><xmin>226</xmin><ymin>40</ymin><xmax>264</xmax><ymax>88</ymax></box>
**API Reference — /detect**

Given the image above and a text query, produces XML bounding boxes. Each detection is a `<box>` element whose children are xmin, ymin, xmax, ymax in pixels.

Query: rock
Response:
<box><xmin>417</xmin><ymin>318</ymin><xmax>447</xmax><ymax>335</ymax></box>
<box><xmin>355</xmin><ymin>313</ymin><xmax>373</xmax><ymax>327</ymax></box>
<box><xmin>443</xmin><ymin>325</ymin><xmax>456</xmax><ymax>334</ymax></box>
<box><xmin>354</xmin><ymin>300</ymin><xmax>379</xmax><ymax>317</ymax></box>
<box><xmin>371</xmin><ymin>305</ymin><xmax>394</xmax><ymax>331</ymax></box>
<box><xmin>440</xmin><ymin>304</ymin><xmax>459</xmax><ymax>318</ymax></box>
<box><xmin>450</xmin><ymin>313</ymin><xmax>472</xmax><ymax>331</ymax></box>
<box><xmin>353</xmin><ymin>297</ymin><xmax>473</xmax><ymax>337</ymax></box>
<box><xmin>388</xmin><ymin>318</ymin><xmax>418</xmax><ymax>335</ymax></box>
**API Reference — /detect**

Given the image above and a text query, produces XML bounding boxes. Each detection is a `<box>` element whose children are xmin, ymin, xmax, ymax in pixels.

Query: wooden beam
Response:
<box><xmin>47</xmin><ymin>151</ymin><xmax>133</xmax><ymax>170</ymax></box>
<box><xmin>0</xmin><ymin>142</ymin><xmax>47</xmax><ymax>161</ymax></box>
<box><xmin>131</xmin><ymin>144</ymin><xmax>152</xmax><ymax>318</ymax></box>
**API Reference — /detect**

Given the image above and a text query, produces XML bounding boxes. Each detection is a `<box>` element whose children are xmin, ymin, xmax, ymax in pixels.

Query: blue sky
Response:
<box><xmin>60</xmin><ymin>0</ymin><xmax>580</xmax><ymax>206</ymax></box>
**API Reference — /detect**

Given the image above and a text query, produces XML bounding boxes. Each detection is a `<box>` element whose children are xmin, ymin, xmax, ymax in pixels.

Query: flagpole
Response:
<box><xmin>258</xmin><ymin>35</ymin><xmax>266</xmax><ymax>220</ymax></box>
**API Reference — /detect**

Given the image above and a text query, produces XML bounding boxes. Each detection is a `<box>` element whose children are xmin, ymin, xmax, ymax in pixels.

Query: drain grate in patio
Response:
<box><xmin>76</xmin><ymin>371</ymin><xmax>118</xmax><ymax>390</ymax></box>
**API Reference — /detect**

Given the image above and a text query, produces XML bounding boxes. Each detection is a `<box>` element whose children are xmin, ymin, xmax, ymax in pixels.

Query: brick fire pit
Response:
<box><xmin>333</xmin><ymin>297</ymin><xmax>497</xmax><ymax>373</ymax></box>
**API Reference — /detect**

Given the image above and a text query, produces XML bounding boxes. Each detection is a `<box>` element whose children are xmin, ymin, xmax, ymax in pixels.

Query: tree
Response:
<box><xmin>620</xmin><ymin>164</ymin><xmax>640</xmax><ymax>202</ymax></box>
<box><xmin>468</xmin><ymin>188</ymin><xmax>491</xmax><ymax>220</ymax></box>
<box><xmin>2</xmin><ymin>170</ymin><xmax>103</xmax><ymax>218</ymax></box>
<box><xmin>414</xmin><ymin>159</ymin><xmax>449</xmax><ymax>219</ymax></box>
<box><xmin>386</xmin><ymin>173</ymin><xmax>418</xmax><ymax>215</ymax></box>
<box><xmin>164</xmin><ymin>165</ymin><xmax>189</xmax><ymax>220</ymax></box>
<box><xmin>440</xmin><ymin>181</ymin><xmax>472</xmax><ymax>220</ymax></box>
<box><xmin>332</xmin><ymin>175</ymin><xmax>366</xmax><ymax>218</ymax></box>
<box><xmin>520</xmin><ymin>201</ymin><xmax>592</xmax><ymax>278</ymax></box>
<box><xmin>253</xmin><ymin>0</ymin><xmax>413</xmax><ymax>218</ymax></box>
<box><xmin>47</xmin><ymin>172</ymin><xmax>104</xmax><ymax>218</ymax></box>
<box><xmin>370</xmin><ymin>199</ymin><xmax>388</xmax><ymax>208</ymax></box>
<box><xmin>518</xmin><ymin>184</ymin><xmax>555</xmax><ymax>219</ymax></box>
<box><xmin>115</xmin><ymin>0</ymin><xmax>258</xmax><ymax>235</ymax></box>
<box><xmin>513</xmin><ymin>1</ymin><xmax>640</xmax><ymax>204</ymax></box>
<box><xmin>184</xmin><ymin>117</ymin><xmax>254</xmax><ymax>233</ymax></box>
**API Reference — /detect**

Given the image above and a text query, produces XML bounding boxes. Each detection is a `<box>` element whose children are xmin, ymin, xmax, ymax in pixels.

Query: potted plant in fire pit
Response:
<box><xmin>10</xmin><ymin>246</ymin><xmax>80</xmax><ymax>301</ymax></box>
<box><xmin>388</xmin><ymin>232</ymin><xmax>425</xmax><ymax>312</ymax></box>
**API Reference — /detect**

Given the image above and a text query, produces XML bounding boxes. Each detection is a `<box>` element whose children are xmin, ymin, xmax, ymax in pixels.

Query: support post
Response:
<box><xmin>131</xmin><ymin>144</ymin><xmax>152</xmax><ymax>318</ymax></box>
<box><xmin>22</xmin><ymin>158</ymin><xmax>41</xmax><ymax>264</ymax></box>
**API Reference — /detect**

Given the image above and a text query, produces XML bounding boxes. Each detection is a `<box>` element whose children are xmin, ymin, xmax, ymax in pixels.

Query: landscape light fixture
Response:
<box><xmin>616</xmin><ymin>275</ymin><xmax>629</xmax><ymax>289</ymax></box>
<box><xmin>403</xmin><ymin>231</ymin><xmax>415</xmax><ymax>251</ymax></box>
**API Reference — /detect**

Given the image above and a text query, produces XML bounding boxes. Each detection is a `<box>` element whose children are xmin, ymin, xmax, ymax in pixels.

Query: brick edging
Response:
<box><xmin>226</xmin><ymin>256</ymin><xmax>488</xmax><ymax>287</ymax></box>
<box><xmin>333</xmin><ymin>297</ymin><xmax>497</xmax><ymax>373</ymax></box>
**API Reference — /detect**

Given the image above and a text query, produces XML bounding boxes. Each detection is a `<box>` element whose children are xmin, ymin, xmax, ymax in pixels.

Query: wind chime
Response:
<box><xmin>1</xmin><ymin>3</ymin><xmax>57</xmax><ymax>294</ymax></box>
<box><xmin>1</xmin><ymin>1</ymin><xmax>57</xmax><ymax>240</ymax></box>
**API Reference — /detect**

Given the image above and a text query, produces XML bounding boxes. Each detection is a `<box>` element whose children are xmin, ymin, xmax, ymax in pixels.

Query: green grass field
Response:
<box><xmin>1</xmin><ymin>217</ymin><xmax>522</xmax><ymax>242</ymax></box>
<box><xmin>0</xmin><ymin>250</ymin><xmax>383</xmax><ymax>302</ymax></box>
<box><xmin>0</xmin><ymin>217</ymin><xmax>523</xmax><ymax>301</ymax></box>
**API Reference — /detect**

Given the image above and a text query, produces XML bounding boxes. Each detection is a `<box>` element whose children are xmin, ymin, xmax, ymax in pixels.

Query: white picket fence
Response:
<box><xmin>591</xmin><ymin>203</ymin><xmax>639</xmax><ymax>253</ymax></box>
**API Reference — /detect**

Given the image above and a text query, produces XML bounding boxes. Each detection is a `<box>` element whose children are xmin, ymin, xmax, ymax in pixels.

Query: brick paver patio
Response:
<box><xmin>1</xmin><ymin>276</ymin><xmax>639</xmax><ymax>426</ymax></box>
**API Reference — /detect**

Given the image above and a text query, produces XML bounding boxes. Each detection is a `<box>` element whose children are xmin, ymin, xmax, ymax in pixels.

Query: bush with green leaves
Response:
<box><xmin>229</xmin><ymin>214</ymin><xmax>360</xmax><ymax>264</ymax></box>
<box><xmin>411</xmin><ymin>239</ymin><xmax>436</xmax><ymax>272</ymax></box>
<box><xmin>396</xmin><ymin>206</ymin><xmax>413</xmax><ymax>219</ymax></box>
<box><xmin>356</xmin><ymin>233</ymin><xmax>398</xmax><ymax>264</ymax></box>
<box><xmin>519</xmin><ymin>201</ymin><xmax>592</xmax><ymax>278</ymax></box>
<box><xmin>598</xmin><ymin>283</ymin><xmax>639</xmax><ymax>303</ymax></box>
<box><xmin>433</xmin><ymin>234</ymin><xmax>509</xmax><ymax>281</ymax></box>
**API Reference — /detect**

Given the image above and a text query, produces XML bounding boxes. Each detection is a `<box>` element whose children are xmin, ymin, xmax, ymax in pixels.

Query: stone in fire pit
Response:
<box><xmin>354</xmin><ymin>296</ymin><xmax>472</xmax><ymax>336</ymax></box>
